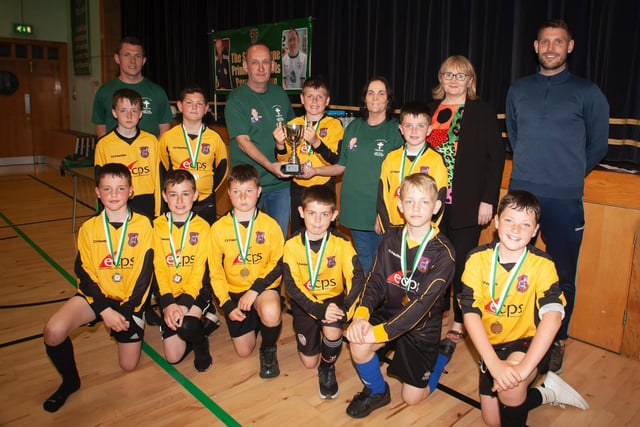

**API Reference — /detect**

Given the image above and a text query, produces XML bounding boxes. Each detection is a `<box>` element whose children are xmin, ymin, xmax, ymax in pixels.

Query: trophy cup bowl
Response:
<box><xmin>281</xmin><ymin>123</ymin><xmax>304</xmax><ymax>175</ymax></box>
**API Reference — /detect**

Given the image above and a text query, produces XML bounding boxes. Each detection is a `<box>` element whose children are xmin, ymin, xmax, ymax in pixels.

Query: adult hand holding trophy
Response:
<box><xmin>280</xmin><ymin>123</ymin><xmax>304</xmax><ymax>175</ymax></box>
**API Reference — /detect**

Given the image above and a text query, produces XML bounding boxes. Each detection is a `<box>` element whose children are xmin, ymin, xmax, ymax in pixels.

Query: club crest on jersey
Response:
<box><xmin>201</xmin><ymin>144</ymin><xmax>210</xmax><ymax>155</ymax></box>
<box><xmin>327</xmin><ymin>256</ymin><xmax>336</xmax><ymax>268</ymax></box>
<box><xmin>255</xmin><ymin>231</ymin><xmax>265</xmax><ymax>244</ymax></box>
<box><xmin>516</xmin><ymin>275</ymin><xmax>529</xmax><ymax>293</ymax></box>
<box><xmin>189</xmin><ymin>232</ymin><xmax>199</xmax><ymax>245</ymax></box>
<box><xmin>418</xmin><ymin>256</ymin><xmax>430</xmax><ymax>272</ymax></box>
<box><xmin>319</xmin><ymin>128</ymin><xmax>327</xmax><ymax>138</ymax></box>
<box><xmin>128</xmin><ymin>233</ymin><xmax>139</xmax><ymax>247</ymax></box>
<box><xmin>420</xmin><ymin>166</ymin><xmax>430</xmax><ymax>175</ymax></box>
<box><xmin>140</xmin><ymin>146</ymin><xmax>149</xmax><ymax>158</ymax></box>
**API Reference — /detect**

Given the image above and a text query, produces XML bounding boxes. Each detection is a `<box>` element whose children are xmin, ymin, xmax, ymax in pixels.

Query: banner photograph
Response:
<box><xmin>212</xmin><ymin>17</ymin><xmax>312</xmax><ymax>94</ymax></box>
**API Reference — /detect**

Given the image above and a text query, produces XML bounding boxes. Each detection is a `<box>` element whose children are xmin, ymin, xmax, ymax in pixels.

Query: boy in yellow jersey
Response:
<box><xmin>377</xmin><ymin>101</ymin><xmax>448</xmax><ymax>232</ymax></box>
<box><xmin>273</xmin><ymin>75</ymin><xmax>344</xmax><ymax>236</ymax></box>
<box><xmin>94</xmin><ymin>89</ymin><xmax>161</xmax><ymax>220</ymax></box>
<box><xmin>283</xmin><ymin>185</ymin><xmax>365</xmax><ymax>399</ymax></box>
<box><xmin>42</xmin><ymin>163</ymin><xmax>153</xmax><ymax>412</ymax></box>
<box><xmin>209</xmin><ymin>164</ymin><xmax>284</xmax><ymax>378</ymax></box>
<box><xmin>153</xmin><ymin>169</ymin><xmax>213</xmax><ymax>372</ymax></box>
<box><xmin>460</xmin><ymin>191</ymin><xmax>588</xmax><ymax>427</ymax></box>
<box><xmin>159</xmin><ymin>86</ymin><xmax>228</xmax><ymax>225</ymax></box>
<box><xmin>345</xmin><ymin>173</ymin><xmax>454</xmax><ymax>418</ymax></box>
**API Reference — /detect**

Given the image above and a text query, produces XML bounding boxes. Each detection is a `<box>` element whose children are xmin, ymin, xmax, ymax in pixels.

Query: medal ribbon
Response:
<box><xmin>168</xmin><ymin>212</ymin><xmax>192</xmax><ymax>270</ymax></box>
<box><xmin>304</xmin><ymin>231</ymin><xmax>328</xmax><ymax>291</ymax></box>
<box><xmin>489</xmin><ymin>243</ymin><xmax>528</xmax><ymax>317</ymax></box>
<box><xmin>400</xmin><ymin>225</ymin><xmax>435</xmax><ymax>290</ymax></box>
<box><xmin>303</xmin><ymin>116</ymin><xmax>322</xmax><ymax>156</ymax></box>
<box><xmin>102</xmin><ymin>209</ymin><xmax>130</xmax><ymax>270</ymax></box>
<box><xmin>232</xmin><ymin>209</ymin><xmax>256</xmax><ymax>264</ymax></box>
<box><xmin>398</xmin><ymin>144</ymin><xmax>426</xmax><ymax>188</ymax></box>
<box><xmin>181</xmin><ymin>124</ymin><xmax>203</xmax><ymax>168</ymax></box>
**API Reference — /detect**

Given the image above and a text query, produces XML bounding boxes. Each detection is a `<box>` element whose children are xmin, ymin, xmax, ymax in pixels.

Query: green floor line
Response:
<box><xmin>0</xmin><ymin>209</ymin><xmax>240</xmax><ymax>426</ymax></box>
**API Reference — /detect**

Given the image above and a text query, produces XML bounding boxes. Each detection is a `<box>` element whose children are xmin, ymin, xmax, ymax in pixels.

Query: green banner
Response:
<box><xmin>212</xmin><ymin>17</ymin><xmax>312</xmax><ymax>94</ymax></box>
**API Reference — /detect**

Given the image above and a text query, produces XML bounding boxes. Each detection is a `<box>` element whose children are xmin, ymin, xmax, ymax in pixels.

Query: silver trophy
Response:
<box><xmin>280</xmin><ymin>123</ymin><xmax>304</xmax><ymax>175</ymax></box>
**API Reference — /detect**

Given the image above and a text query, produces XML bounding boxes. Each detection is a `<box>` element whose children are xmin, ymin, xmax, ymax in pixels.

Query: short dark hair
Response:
<box><xmin>163</xmin><ymin>169</ymin><xmax>196</xmax><ymax>192</ymax></box>
<box><xmin>399</xmin><ymin>101</ymin><xmax>431</xmax><ymax>124</ymax></box>
<box><xmin>117</xmin><ymin>36</ymin><xmax>145</xmax><ymax>56</ymax></box>
<box><xmin>302</xmin><ymin>75</ymin><xmax>330</xmax><ymax>97</ymax></box>
<box><xmin>538</xmin><ymin>19</ymin><xmax>572</xmax><ymax>40</ymax></box>
<box><xmin>301</xmin><ymin>185</ymin><xmax>336</xmax><ymax>211</ymax></box>
<box><xmin>498</xmin><ymin>190</ymin><xmax>541</xmax><ymax>223</ymax></box>
<box><xmin>228</xmin><ymin>164</ymin><xmax>260</xmax><ymax>187</ymax></box>
<box><xmin>361</xmin><ymin>76</ymin><xmax>394</xmax><ymax>121</ymax></box>
<box><xmin>112</xmin><ymin>88</ymin><xmax>142</xmax><ymax>110</ymax></box>
<box><xmin>179</xmin><ymin>86</ymin><xmax>207</xmax><ymax>103</ymax></box>
<box><xmin>96</xmin><ymin>163</ymin><xmax>131</xmax><ymax>187</ymax></box>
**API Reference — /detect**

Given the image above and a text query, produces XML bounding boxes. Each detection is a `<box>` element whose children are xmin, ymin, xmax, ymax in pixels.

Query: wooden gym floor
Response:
<box><xmin>0</xmin><ymin>164</ymin><xmax>638</xmax><ymax>426</ymax></box>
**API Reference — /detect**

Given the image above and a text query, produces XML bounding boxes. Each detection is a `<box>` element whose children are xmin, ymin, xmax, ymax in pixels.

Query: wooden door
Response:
<box><xmin>0</xmin><ymin>39</ymin><xmax>69</xmax><ymax>161</ymax></box>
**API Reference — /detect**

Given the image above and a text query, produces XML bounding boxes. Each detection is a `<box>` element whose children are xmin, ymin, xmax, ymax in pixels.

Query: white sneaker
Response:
<box><xmin>542</xmin><ymin>371</ymin><xmax>589</xmax><ymax>410</ymax></box>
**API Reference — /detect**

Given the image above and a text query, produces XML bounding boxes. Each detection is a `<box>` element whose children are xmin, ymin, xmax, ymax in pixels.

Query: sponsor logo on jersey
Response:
<box><xmin>189</xmin><ymin>232</ymin><xmax>199</xmax><ymax>245</ymax></box>
<box><xmin>386</xmin><ymin>271</ymin><xmax>419</xmax><ymax>292</ymax></box>
<box><xmin>180</xmin><ymin>159</ymin><xmax>208</xmax><ymax>170</ymax></box>
<box><xmin>319</xmin><ymin>128</ymin><xmax>327</xmax><ymax>138</ymax></box>
<box><xmin>232</xmin><ymin>253</ymin><xmax>263</xmax><ymax>264</ymax></box>
<box><xmin>516</xmin><ymin>275</ymin><xmax>529</xmax><ymax>293</ymax></box>
<box><xmin>201</xmin><ymin>143</ymin><xmax>210</xmax><ymax>154</ymax></box>
<box><xmin>128</xmin><ymin>233</ymin><xmax>139</xmax><ymax>247</ymax></box>
<box><xmin>164</xmin><ymin>252</ymin><xmax>196</xmax><ymax>266</ymax></box>
<box><xmin>255</xmin><ymin>231</ymin><xmax>265</xmax><ymax>244</ymax></box>
<box><xmin>484</xmin><ymin>299</ymin><xmax>524</xmax><ymax>317</ymax></box>
<box><xmin>304</xmin><ymin>278</ymin><xmax>337</xmax><ymax>290</ymax></box>
<box><xmin>327</xmin><ymin>256</ymin><xmax>336</xmax><ymax>268</ymax></box>
<box><xmin>99</xmin><ymin>254</ymin><xmax>135</xmax><ymax>268</ymax></box>
<box><xmin>420</xmin><ymin>166</ymin><xmax>430</xmax><ymax>175</ymax></box>
<box><xmin>140</xmin><ymin>146</ymin><xmax>149</xmax><ymax>158</ymax></box>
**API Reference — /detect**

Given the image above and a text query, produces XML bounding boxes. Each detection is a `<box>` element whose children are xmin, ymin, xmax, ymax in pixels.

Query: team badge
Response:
<box><xmin>255</xmin><ymin>231</ymin><xmax>265</xmax><ymax>244</ymax></box>
<box><xmin>128</xmin><ymin>233</ymin><xmax>139</xmax><ymax>247</ymax></box>
<box><xmin>189</xmin><ymin>232</ymin><xmax>199</xmax><ymax>245</ymax></box>
<box><xmin>420</xmin><ymin>166</ymin><xmax>430</xmax><ymax>175</ymax></box>
<box><xmin>140</xmin><ymin>146</ymin><xmax>149</xmax><ymax>158</ymax></box>
<box><xmin>327</xmin><ymin>256</ymin><xmax>336</xmax><ymax>268</ymax></box>
<box><xmin>348</xmin><ymin>137</ymin><xmax>358</xmax><ymax>151</ymax></box>
<box><xmin>418</xmin><ymin>256</ymin><xmax>430</xmax><ymax>272</ymax></box>
<box><xmin>319</xmin><ymin>128</ymin><xmax>327</xmax><ymax>138</ymax></box>
<box><xmin>516</xmin><ymin>275</ymin><xmax>529</xmax><ymax>293</ymax></box>
<box><xmin>201</xmin><ymin>144</ymin><xmax>210</xmax><ymax>155</ymax></box>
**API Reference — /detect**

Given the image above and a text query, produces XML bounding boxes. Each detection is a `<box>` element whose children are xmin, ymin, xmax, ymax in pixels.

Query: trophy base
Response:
<box><xmin>281</xmin><ymin>163</ymin><xmax>302</xmax><ymax>176</ymax></box>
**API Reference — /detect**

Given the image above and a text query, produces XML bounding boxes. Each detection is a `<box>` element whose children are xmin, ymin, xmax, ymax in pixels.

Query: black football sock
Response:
<box><xmin>319</xmin><ymin>336</ymin><xmax>342</xmax><ymax>368</ymax></box>
<box><xmin>43</xmin><ymin>338</ymin><xmax>80</xmax><ymax>412</ymax></box>
<box><xmin>259</xmin><ymin>322</ymin><xmax>281</xmax><ymax>349</ymax></box>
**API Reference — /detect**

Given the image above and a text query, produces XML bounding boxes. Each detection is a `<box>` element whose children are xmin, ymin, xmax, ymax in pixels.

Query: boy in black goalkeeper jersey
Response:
<box><xmin>42</xmin><ymin>164</ymin><xmax>153</xmax><ymax>413</ymax></box>
<box><xmin>460</xmin><ymin>191</ymin><xmax>588</xmax><ymax>427</ymax></box>
<box><xmin>283</xmin><ymin>185</ymin><xmax>365</xmax><ymax>399</ymax></box>
<box><xmin>345</xmin><ymin>173</ymin><xmax>455</xmax><ymax>418</ymax></box>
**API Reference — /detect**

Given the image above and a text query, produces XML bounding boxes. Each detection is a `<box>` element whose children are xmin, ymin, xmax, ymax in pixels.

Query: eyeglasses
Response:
<box><xmin>442</xmin><ymin>72</ymin><xmax>468</xmax><ymax>81</ymax></box>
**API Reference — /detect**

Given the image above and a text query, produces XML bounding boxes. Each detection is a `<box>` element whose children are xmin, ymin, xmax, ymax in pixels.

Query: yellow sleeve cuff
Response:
<box><xmin>372</xmin><ymin>324</ymin><xmax>389</xmax><ymax>343</ymax></box>
<box><xmin>354</xmin><ymin>306</ymin><xmax>371</xmax><ymax>320</ymax></box>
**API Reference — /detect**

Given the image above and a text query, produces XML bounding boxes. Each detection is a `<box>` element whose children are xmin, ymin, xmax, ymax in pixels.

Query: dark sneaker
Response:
<box><xmin>259</xmin><ymin>346</ymin><xmax>280</xmax><ymax>378</ymax></box>
<box><xmin>318</xmin><ymin>364</ymin><xmax>339</xmax><ymax>399</ymax></box>
<box><xmin>194</xmin><ymin>352</ymin><xmax>212</xmax><ymax>372</ymax></box>
<box><xmin>439</xmin><ymin>338</ymin><xmax>457</xmax><ymax>361</ymax></box>
<box><xmin>549</xmin><ymin>340</ymin><xmax>566</xmax><ymax>374</ymax></box>
<box><xmin>202</xmin><ymin>311</ymin><xmax>221</xmax><ymax>337</ymax></box>
<box><xmin>145</xmin><ymin>306</ymin><xmax>161</xmax><ymax>326</ymax></box>
<box><xmin>346</xmin><ymin>382</ymin><xmax>391</xmax><ymax>418</ymax></box>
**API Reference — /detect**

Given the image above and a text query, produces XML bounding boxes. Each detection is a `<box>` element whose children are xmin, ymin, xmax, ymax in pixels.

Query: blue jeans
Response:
<box><xmin>258</xmin><ymin>186</ymin><xmax>290</xmax><ymax>238</ymax></box>
<box><xmin>350</xmin><ymin>229</ymin><xmax>382</xmax><ymax>275</ymax></box>
<box><xmin>537</xmin><ymin>197</ymin><xmax>584</xmax><ymax>341</ymax></box>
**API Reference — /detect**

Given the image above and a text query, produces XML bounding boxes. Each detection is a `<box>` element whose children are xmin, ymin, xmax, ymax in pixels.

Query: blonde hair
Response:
<box><xmin>431</xmin><ymin>55</ymin><xmax>478</xmax><ymax>101</ymax></box>
<box><xmin>399</xmin><ymin>173</ymin><xmax>438</xmax><ymax>200</ymax></box>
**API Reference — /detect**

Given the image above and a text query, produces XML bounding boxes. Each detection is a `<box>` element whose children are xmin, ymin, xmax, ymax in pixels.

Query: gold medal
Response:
<box><xmin>173</xmin><ymin>273</ymin><xmax>182</xmax><ymax>283</ymax></box>
<box><xmin>240</xmin><ymin>267</ymin><xmax>250</xmax><ymax>277</ymax></box>
<box><xmin>490</xmin><ymin>321</ymin><xmax>503</xmax><ymax>334</ymax></box>
<box><xmin>402</xmin><ymin>294</ymin><xmax>410</xmax><ymax>306</ymax></box>
<box><xmin>112</xmin><ymin>272</ymin><xmax>122</xmax><ymax>282</ymax></box>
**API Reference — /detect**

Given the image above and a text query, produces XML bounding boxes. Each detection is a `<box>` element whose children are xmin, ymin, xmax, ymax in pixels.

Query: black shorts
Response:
<box><xmin>159</xmin><ymin>294</ymin><xmax>197</xmax><ymax>340</ymax></box>
<box><xmin>370</xmin><ymin>307</ymin><xmax>438</xmax><ymax>389</ymax></box>
<box><xmin>478</xmin><ymin>338</ymin><xmax>552</xmax><ymax>396</ymax></box>
<box><xmin>193</xmin><ymin>193</ymin><xmax>217</xmax><ymax>225</ymax></box>
<box><xmin>79</xmin><ymin>293</ymin><xmax>145</xmax><ymax>343</ymax></box>
<box><xmin>224</xmin><ymin>291</ymin><xmax>261</xmax><ymax>338</ymax></box>
<box><xmin>291</xmin><ymin>294</ymin><xmax>344</xmax><ymax>356</ymax></box>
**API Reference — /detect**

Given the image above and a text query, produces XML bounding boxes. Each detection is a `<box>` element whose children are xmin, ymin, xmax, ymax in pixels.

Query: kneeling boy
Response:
<box><xmin>345</xmin><ymin>173</ymin><xmax>455</xmax><ymax>418</ymax></box>
<box><xmin>209</xmin><ymin>164</ymin><xmax>284</xmax><ymax>378</ymax></box>
<box><xmin>283</xmin><ymin>185</ymin><xmax>365</xmax><ymax>399</ymax></box>
<box><xmin>42</xmin><ymin>163</ymin><xmax>153</xmax><ymax>412</ymax></box>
